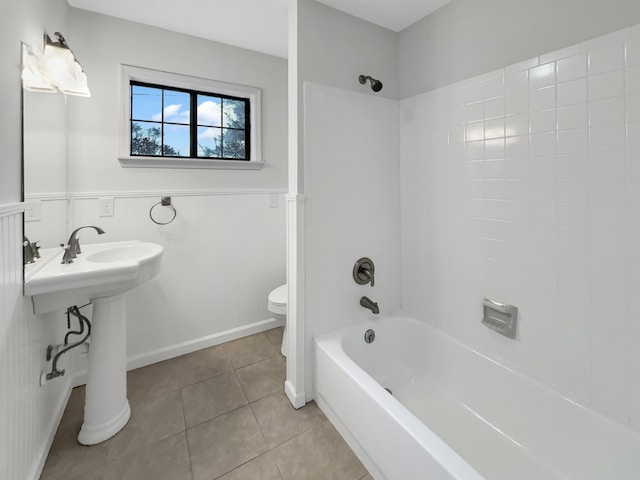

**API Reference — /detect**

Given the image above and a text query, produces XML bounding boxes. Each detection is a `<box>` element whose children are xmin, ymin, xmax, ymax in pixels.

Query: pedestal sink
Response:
<box><xmin>25</xmin><ymin>240</ymin><xmax>163</xmax><ymax>445</ymax></box>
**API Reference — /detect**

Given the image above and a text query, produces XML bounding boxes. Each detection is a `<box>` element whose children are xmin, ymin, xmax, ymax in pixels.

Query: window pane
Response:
<box><xmin>197</xmin><ymin>127</ymin><xmax>221</xmax><ymax>157</ymax></box>
<box><xmin>131</xmin><ymin>121</ymin><xmax>162</xmax><ymax>155</ymax></box>
<box><xmin>132</xmin><ymin>85</ymin><xmax>162</xmax><ymax>121</ymax></box>
<box><xmin>222</xmin><ymin>128</ymin><xmax>246</xmax><ymax>159</ymax></box>
<box><xmin>197</xmin><ymin>95</ymin><xmax>221</xmax><ymax>127</ymax></box>
<box><xmin>223</xmin><ymin>99</ymin><xmax>246</xmax><ymax>128</ymax></box>
<box><xmin>163</xmin><ymin>90</ymin><xmax>190</xmax><ymax>125</ymax></box>
<box><xmin>163</xmin><ymin>124</ymin><xmax>190</xmax><ymax>157</ymax></box>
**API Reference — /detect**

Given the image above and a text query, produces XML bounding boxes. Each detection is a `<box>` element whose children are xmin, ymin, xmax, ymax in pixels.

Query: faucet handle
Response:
<box><xmin>61</xmin><ymin>245</ymin><xmax>75</xmax><ymax>264</ymax></box>
<box><xmin>353</xmin><ymin>257</ymin><xmax>375</xmax><ymax>287</ymax></box>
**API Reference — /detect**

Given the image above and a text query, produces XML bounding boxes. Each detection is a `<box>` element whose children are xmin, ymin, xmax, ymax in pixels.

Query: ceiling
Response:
<box><xmin>67</xmin><ymin>0</ymin><xmax>451</xmax><ymax>59</ymax></box>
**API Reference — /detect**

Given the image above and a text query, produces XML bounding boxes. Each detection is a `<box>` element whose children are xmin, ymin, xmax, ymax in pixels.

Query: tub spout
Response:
<box><xmin>360</xmin><ymin>296</ymin><xmax>379</xmax><ymax>315</ymax></box>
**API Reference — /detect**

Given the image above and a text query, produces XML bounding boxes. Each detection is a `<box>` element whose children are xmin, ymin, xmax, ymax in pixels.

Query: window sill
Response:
<box><xmin>118</xmin><ymin>156</ymin><xmax>264</xmax><ymax>170</ymax></box>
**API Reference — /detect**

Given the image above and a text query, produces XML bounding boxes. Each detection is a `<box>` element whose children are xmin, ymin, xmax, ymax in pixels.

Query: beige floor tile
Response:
<box><xmin>105</xmin><ymin>388</ymin><xmax>185</xmax><ymax>462</ymax></box>
<box><xmin>176</xmin><ymin>344</ymin><xmax>233</xmax><ymax>387</ymax></box>
<box><xmin>236</xmin><ymin>356</ymin><xmax>285</xmax><ymax>402</ymax></box>
<box><xmin>224</xmin><ymin>333</ymin><xmax>280</xmax><ymax>369</ymax></box>
<box><xmin>40</xmin><ymin>430</ymin><xmax>108</xmax><ymax>480</ymax></box>
<box><xmin>102</xmin><ymin>432</ymin><xmax>191</xmax><ymax>480</ymax></box>
<box><xmin>216</xmin><ymin>451</ymin><xmax>282</xmax><ymax>480</ymax></box>
<box><xmin>182</xmin><ymin>372</ymin><xmax>248</xmax><ymax>428</ymax></box>
<box><xmin>127</xmin><ymin>358</ymin><xmax>181</xmax><ymax>402</ymax></box>
<box><xmin>251</xmin><ymin>393</ymin><xmax>324</xmax><ymax>448</ymax></box>
<box><xmin>264</xmin><ymin>326</ymin><xmax>284</xmax><ymax>349</ymax></box>
<box><xmin>187</xmin><ymin>405</ymin><xmax>267</xmax><ymax>480</ymax></box>
<box><xmin>271</xmin><ymin>418</ymin><xmax>367</xmax><ymax>480</ymax></box>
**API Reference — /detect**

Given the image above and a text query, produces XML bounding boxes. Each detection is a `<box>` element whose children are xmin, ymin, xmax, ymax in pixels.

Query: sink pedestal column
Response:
<box><xmin>78</xmin><ymin>293</ymin><xmax>131</xmax><ymax>445</ymax></box>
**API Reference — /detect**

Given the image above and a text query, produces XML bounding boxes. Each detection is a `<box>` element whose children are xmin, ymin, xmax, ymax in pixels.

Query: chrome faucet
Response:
<box><xmin>360</xmin><ymin>296</ymin><xmax>379</xmax><ymax>315</ymax></box>
<box><xmin>61</xmin><ymin>226</ymin><xmax>106</xmax><ymax>264</ymax></box>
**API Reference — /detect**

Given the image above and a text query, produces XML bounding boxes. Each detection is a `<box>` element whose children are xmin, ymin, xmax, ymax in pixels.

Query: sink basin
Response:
<box><xmin>86</xmin><ymin>244</ymin><xmax>160</xmax><ymax>263</ymax></box>
<box><xmin>25</xmin><ymin>240</ymin><xmax>163</xmax><ymax>314</ymax></box>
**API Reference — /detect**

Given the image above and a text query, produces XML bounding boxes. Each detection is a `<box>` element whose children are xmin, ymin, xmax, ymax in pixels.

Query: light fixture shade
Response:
<box><xmin>40</xmin><ymin>43</ymin><xmax>91</xmax><ymax>97</ymax></box>
<box><xmin>21</xmin><ymin>33</ymin><xmax>91</xmax><ymax>97</ymax></box>
<box><xmin>21</xmin><ymin>44</ymin><xmax>56</xmax><ymax>93</ymax></box>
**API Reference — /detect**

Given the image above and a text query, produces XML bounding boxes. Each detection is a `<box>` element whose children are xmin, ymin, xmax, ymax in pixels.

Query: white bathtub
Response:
<box><xmin>314</xmin><ymin>316</ymin><xmax>640</xmax><ymax>480</ymax></box>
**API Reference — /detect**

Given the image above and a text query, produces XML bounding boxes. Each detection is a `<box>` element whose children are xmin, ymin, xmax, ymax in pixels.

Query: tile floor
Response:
<box><xmin>40</xmin><ymin>327</ymin><xmax>372</xmax><ymax>480</ymax></box>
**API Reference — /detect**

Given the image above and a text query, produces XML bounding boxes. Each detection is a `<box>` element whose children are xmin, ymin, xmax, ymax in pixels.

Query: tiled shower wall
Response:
<box><xmin>400</xmin><ymin>24</ymin><xmax>640</xmax><ymax>428</ymax></box>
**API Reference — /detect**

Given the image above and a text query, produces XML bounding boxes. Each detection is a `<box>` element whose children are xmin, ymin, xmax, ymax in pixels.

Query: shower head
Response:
<box><xmin>359</xmin><ymin>75</ymin><xmax>383</xmax><ymax>92</ymax></box>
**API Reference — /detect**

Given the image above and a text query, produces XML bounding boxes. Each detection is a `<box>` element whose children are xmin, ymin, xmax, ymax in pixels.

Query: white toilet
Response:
<box><xmin>267</xmin><ymin>284</ymin><xmax>288</xmax><ymax>356</ymax></box>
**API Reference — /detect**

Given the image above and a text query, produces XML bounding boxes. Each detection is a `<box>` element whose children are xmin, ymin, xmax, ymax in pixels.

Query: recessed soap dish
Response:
<box><xmin>482</xmin><ymin>297</ymin><xmax>518</xmax><ymax>339</ymax></box>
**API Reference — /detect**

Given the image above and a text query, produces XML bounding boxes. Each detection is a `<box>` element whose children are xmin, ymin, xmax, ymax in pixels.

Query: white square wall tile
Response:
<box><xmin>627</xmin><ymin>66</ymin><xmax>640</xmax><ymax>94</ymax></box>
<box><xmin>484</xmin><ymin>97</ymin><xmax>505</xmax><ymax>120</ymax></box>
<box><xmin>558</xmin><ymin>128</ymin><xmax>588</xmax><ymax>154</ymax></box>
<box><xmin>505</xmin><ymin>71</ymin><xmax>528</xmax><ymax>96</ymax></box>
<box><xmin>557</xmin><ymin>103</ymin><xmax>588</xmax><ymax>131</ymax></box>
<box><xmin>529</xmin><ymin>63</ymin><xmax>556</xmax><ymax>89</ymax></box>
<box><xmin>467</xmin><ymin>140</ymin><xmax>485</xmax><ymax>160</ymax></box>
<box><xmin>589</xmin><ymin>97</ymin><xmax>626</xmax><ymax>126</ymax></box>
<box><xmin>589</xmin><ymin>43</ymin><xmax>626</xmax><ymax>75</ymax></box>
<box><xmin>530</xmin><ymin>86</ymin><xmax>556</xmax><ymax>111</ymax></box>
<box><xmin>627</xmin><ymin>94</ymin><xmax>640</xmax><ymax>123</ymax></box>
<box><xmin>485</xmin><ymin>138</ymin><xmax>505</xmax><ymax>159</ymax></box>
<box><xmin>557</xmin><ymin>79</ymin><xmax>587</xmax><ymax>106</ymax></box>
<box><xmin>484</xmin><ymin>77</ymin><xmax>504</xmax><ymax>100</ymax></box>
<box><xmin>466</xmin><ymin>101</ymin><xmax>484</xmax><ymax>122</ymax></box>
<box><xmin>485</xmin><ymin>118</ymin><xmax>505</xmax><ymax>140</ymax></box>
<box><xmin>557</xmin><ymin>153</ymin><xmax>588</xmax><ymax>179</ymax></box>
<box><xmin>629</xmin><ymin>122</ymin><xmax>640</xmax><ymax>151</ymax></box>
<box><xmin>505</xmin><ymin>135</ymin><xmax>529</xmax><ymax>158</ymax></box>
<box><xmin>589</xmin><ymin>70</ymin><xmax>625</xmax><ymax>101</ymax></box>
<box><xmin>529</xmin><ymin>155</ymin><xmax>556</xmax><ymax>179</ymax></box>
<box><xmin>557</xmin><ymin>178</ymin><xmax>588</xmax><ymax>203</ymax></box>
<box><xmin>589</xmin><ymin>124</ymin><xmax>626</xmax><ymax>152</ymax></box>
<box><xmin>557</xmin><ymin>53</ymin><xmax>588</xmax><ymax>83</ymax></box>
<box><xmin>467</xmin><ymin>122</ymin><xmax>484</xmax><ymax>142</ymax></box>
<box><xmin>464</xmin><ymin>83</ymin><xmax>484</xmax><ymax>104</ymax></box>
<box><xmin>530</xmin><ymin>132</ymin><xmax>557</xmax><ymax>156</ymax></box>
<box><xmin>589</xmin><ymin>151</ymin><xmax>626</xmax><ymax>179</ymax></box>
<box><xmin>506</xmin><ymin>114</ymin><xmax>529</xmax><ymax>137</ymax></box>
<box><xmin>627</xmin><ymin>27</ymin><xmax>640</xmax><ymax>66</ymax></box>
<box><xmin>530</xmin><ymin>109</ymin><xmax>556</xmax><ymax>134</ymax></box>
<box><xmin>506</xmin><ymin>92</ymin><xmax>528</xmax><ymax>116</ymax></box>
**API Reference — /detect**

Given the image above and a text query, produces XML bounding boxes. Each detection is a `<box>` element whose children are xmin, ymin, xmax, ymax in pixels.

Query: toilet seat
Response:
<box><xmin>268</xmin><ymin>284</ymin><xmax>287</xmax><ymax>316</ymax></box>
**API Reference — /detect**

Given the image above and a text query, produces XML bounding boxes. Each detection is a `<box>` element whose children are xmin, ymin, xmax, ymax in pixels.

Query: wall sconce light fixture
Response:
<box><xmin>21</xmin><ymin>32</ymin><xmax>90</xmax><ymax>97</ymax></box>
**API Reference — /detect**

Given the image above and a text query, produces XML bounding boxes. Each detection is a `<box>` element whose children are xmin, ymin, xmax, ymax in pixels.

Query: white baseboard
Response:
<box><xmin>285</xmin><ymin>379</ymin><xmax>306</xmax><ymax>409</ymax></box>
<box><xmin>29</xmin><ymin>376</ymin><xmax>73</xmax><ymax>480</ymax></box>
<box><xmin>316</xmin><ymin>393</ymin><xmax>384</xmax><ymax>480</ymax></box>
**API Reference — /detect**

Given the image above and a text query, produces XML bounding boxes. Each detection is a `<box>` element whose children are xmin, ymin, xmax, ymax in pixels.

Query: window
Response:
<box><xmin>120</xmin><ymin>65</ymin><xmax>262</xmax><ymax>169</ymax></box>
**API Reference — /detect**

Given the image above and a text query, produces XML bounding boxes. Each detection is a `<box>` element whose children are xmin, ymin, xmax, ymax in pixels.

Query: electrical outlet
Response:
<box><xmin>269</xmin><ymin>194</ymin><xmax>279</xmax><ymax>208</ymax></box>
<box><xmin>24</xmin><ymin>200</ymin><xmax>42</xmax><ymax>222</ymax></box>
<box><xmin>99</xmin><ymin>197</ymin><xmax>114</xmax><ymax>217</ymax></box>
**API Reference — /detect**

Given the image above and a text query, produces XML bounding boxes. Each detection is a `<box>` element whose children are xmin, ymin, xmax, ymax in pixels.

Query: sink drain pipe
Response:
<box><xmin>44</xmin><ymin>305</ymin><xmax>92</xmax><ymax>382</ymax></box>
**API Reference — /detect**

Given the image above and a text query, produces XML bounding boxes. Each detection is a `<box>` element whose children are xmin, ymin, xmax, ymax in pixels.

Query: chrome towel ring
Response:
<box><xmin>149</xmin><ymin>196</ymin><xmax>177</xmax><ymax>225</ymax></box>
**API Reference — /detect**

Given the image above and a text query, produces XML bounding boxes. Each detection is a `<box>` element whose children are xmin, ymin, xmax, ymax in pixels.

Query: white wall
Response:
<box><xmin>400</xmin><ymin>24</ymin><xmax>640</xmax><ymax>429</ymax></box>
<box><xmin>67</xmin><ymin>8</ymin><xmax>287</xmax><ymax>193</ymax></box>
<box><xmin>399</xmin><ymin>0</ymin><xmax>640</xmax><ymax>98</ymax></box>
<box><xmin>57</xmin><ymin>9</ymin><xmax>288</xmax><ymax>370</ymax></box>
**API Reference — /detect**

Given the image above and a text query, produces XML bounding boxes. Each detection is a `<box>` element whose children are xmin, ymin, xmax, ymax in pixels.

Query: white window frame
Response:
<box><xmin>119</xmin><ymin>65</ymin><xmax>263</xmax><ymax>170</ymax></box>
